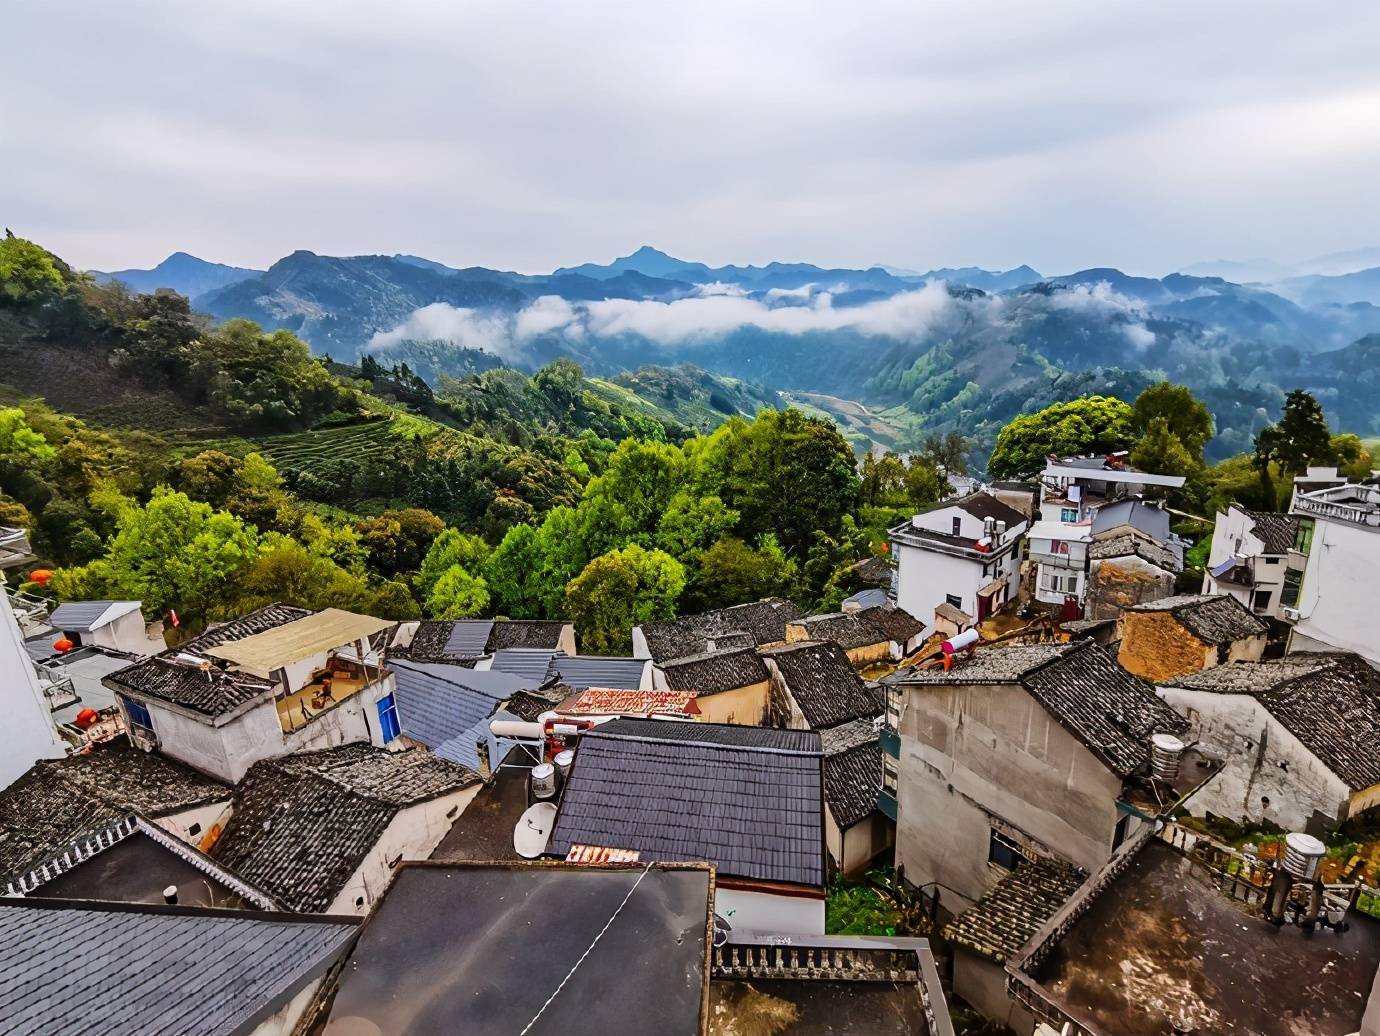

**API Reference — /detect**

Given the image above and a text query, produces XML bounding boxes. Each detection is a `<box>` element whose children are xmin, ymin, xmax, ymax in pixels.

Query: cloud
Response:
<box><xmin>514</xmin><ymin>295</ymin><xmax>582</xmax><ymax>340</ymax></box>
<box><xmin>695</xmin><ymin>282</ymin><xmax>749</xmax><ymax>297</ymax></box>
<box><xmin>367</xmin><ymin>302</ymin><xmax>521</xmax><ymax>360</ymax></box>
<box><xmin>1123</xmin><ymin>322</ymin><xmax>1157</xmax><ymax>349</ymax></box>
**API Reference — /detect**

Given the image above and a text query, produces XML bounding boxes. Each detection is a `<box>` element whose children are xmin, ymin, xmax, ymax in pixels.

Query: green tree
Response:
<box><xmin>355</xmin><ymin>508</ymin><xmax>445</xmax><ymax>576</ymax></box>
<box><xmin>583</xmin><ymin>438</ymin><xmax>688</xmax><ymax>537</ymax></box>
<box><xmin>655</xmin><ymin>492</ymin><xmax>739</xmax><ymax>564</ymax></box>
<box><xmin>0</xmin><ymin>408</ymin><xmax>57</xmax><ymax>462</ymax></box>
<box><xmin>426</xmin><ymin>565</ymin><xmax>491</xmax><ymax>618</ymax></box>
<box><xmin>224</xmin><ymin>534</ymin><xmax>372</xmax><ymax>616</ymax></box>
<box><xmin>0</xmin><ymin>236</ymin><xmax>65</xmax><ymax>304</ymax></box>
<box><xmin>564</xmin><ymin>544</ymin><xmax>685</xmax><ymax>654</ymax></box>
<box><xmin>484</xmin><ymin>523</ymin><xmax>542</xmax><ymax>618</ymax></box>
<box><xmin>532</xmin><ymin>358</ymin><xmax>585</xmax><ymax>413</ymax></box>
<box><xmin>1130</xmin><ymin>383</ymin><xmax>1214</xmax><ymax>460</ymax></box>
<box><xmin>369</xmin><ymin>579</ymin><xmax>422</xmax><ymax>621</ymax></box>
<box><xmin>919</xmin><ymin>431</ymin><xmax>970</xmax><ymax>475</ymax></box>
<box><xmin>987</xmin><ymin>396</ymin><xmax>1132</xmax><ymax>480</ymax></box>
<box><xmin>415</xmin><ymin>528</ymin><xmax>492</xmax><ymax>598</ymax></box>
<box><xmin>1330</xmin><ymin>433</ymin><xmax>1374</xmax><ymax>481</ymax></box>
<box><xmin>1255</xmin><ymin>389</ymin><xmax>1334</xmax><ymax>478</ymax></box>
<box><xmin>1130</xmin><ymin>417</ymin><xmax>1201</xmax><ymax>506</ymax></box>
<box><xmin>685</xmin><ymin>536</ymin><xmax>787</xmax><ymax>612</ymax></box>
<box><xmin>903</xmin><ymin>456</ymin><xmax>945</xmax><ymax>509</ymax></box>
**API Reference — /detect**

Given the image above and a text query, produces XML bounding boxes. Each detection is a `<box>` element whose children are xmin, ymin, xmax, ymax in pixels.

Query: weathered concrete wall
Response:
<box><xmin>843</xmin><ymin>641</ymin><xmax>891</xmax><ymax>668</ymax></box>
<box><xmin>689</xmin><ymin>681</ymin><xmax>770</xmax><ymax>726</ymax></box>
<box><xmin>1086</xmin><ymin>556</ymin><xmax>1175</xmax><ymax>621</ymax></box>
<box><xmin>1117</xmin><ymin>611</ymin><xmax>1212</xmax><ymax>681</ymax></box>
<box><xmin>952</xmin><ymin>952</ymin><xmax>1036</xmax><ymax>1034</ymax></box>
<box><xmin>715</xmin><ymin>886</ymin><xmax>825</xmax><ymax>935</ymax></box>
<box><xmin>248</xmin><ymin>977</ymin><xmax>325</xmax><ymax>1036</ymax></box>
<box><xmin>825</xmin><ymin>806</ymin><xmax>892</xmax><ymax>877</ymax></box>
<box><xmin>327</xmin><ymin>784</ymin><xmax>479</xmax><ymax>914</ymax></box>
<box><xmin>1291</xmin><ymin>517</ymin><xmax>1380</xmax><ymax>666</ymax></box>
<box><xmin>1158</xmin><ymin>684</ymin><xmax>1351</xmax><ymax>831</ymax></box>
<box><xmin>894</xmin><ymin>682</ymin><xmax>1124</xmax><ymax>907</ymax></box>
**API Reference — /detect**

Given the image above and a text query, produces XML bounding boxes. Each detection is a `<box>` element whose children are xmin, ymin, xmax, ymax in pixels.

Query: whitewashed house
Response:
<box><xmin>1201</xmin><ymin>504</ymin><xmax>1299</xmax><ymax>620</ymax></box>
<box><xmin>48</xmin><ymin>600</ymin><xmax>166</xmax><ymax>657</ymax></box>
<box><xmin>104</xmin><ymin>605</ymin><xmax>400</xmax><ymax>784</ymax></box>
<box><xmin>0</xmin><ymin>587</ymin><xmax>66</xmax><ymax>789</ymax></box>
<box><xmin>889</xmin><ymin>493</ymin><xmax>1028</xmax><ymax>626</ymax></box>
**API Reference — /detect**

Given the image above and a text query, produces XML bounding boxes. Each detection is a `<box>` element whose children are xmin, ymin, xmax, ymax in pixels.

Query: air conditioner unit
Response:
<box><xmin>1280</xmin><ymin>607</ymin><xmax>1301</xmax><ymax>622</ymax></box>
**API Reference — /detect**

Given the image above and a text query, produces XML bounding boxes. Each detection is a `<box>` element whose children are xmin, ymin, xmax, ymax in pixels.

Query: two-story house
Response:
<box><xmin>1201</xmin><ymin>504</ymin><xmax>1300</xmax><ymax>621</ymax></box>
<box><xmin>104</xmin><ymin>605</ymin><xmax>400</xmax><ymax>783</ymax></box>
<box><xmin>890</xmin><ymin>492</ymin><xmax>1028</xmax><ymax>626</ymax></box>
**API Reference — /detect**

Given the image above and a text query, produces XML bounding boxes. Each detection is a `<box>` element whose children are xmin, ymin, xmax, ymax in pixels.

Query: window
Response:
<box><xmin>1052</xmin><ymin>539</ymin><xmax>1070</xmax><ymax>555</ymax></box>
<box><xmin>945</xmin><ymin>593</ymin><xmax>963</xmax><ymax>609</ymax></box>
<box><xmin>951</xmin><ymin>516</ymin><xmax>963</xmax><ymax>537</ymax></box>
<box><xmin>1281</xmin><ymin>569</ymin><xmax>1303</xmax><ymax>609</ymax></box>
<box><xmin>882</xmin><ymin>756</ymin><xmax>899</xmax><ymax>794</ymax></box>
<box><xmin>121</xmin><ymin>695</ymin><xmax>154</xmax><ymax>734</ymax></box>
<box><xmin>1294</xmin><ymin>520</ymin><xmax>1314</xmax><ymax>555</ymax></box>
<box><xmin>1060</xmin><ymin>507</ymin><xmax>1078</xmax><ymax>523</ymax></box>
<box><xmin>1041</xmin><ymin>571</ymin><xmax>1079</xmax><ymax>595</ymax></box>
<box><xmin>377</xmin><ymin>693</ymin><xmax>400</xmax><ymax>742</ymax></box>
<box><xmin>988</xmin><ymin>829</ymin><xmax>1027</xmax><ymax>871</ymax></box>
<box><xmin>1252</xmin><ymin>589</ymin><xmax>1272</xmax><ymax>612</ymax></box>
<box><xmin>1264</xmin><ymin>557</ymin><xmax>1280</xmax><ymax>565</ymax></box>
<box><xmin>188</xmin><ymin>823</ymin><xmax>202</xmax><ymax>837</ymax></box>
<box><xmin>1112</xmin><ymin>815</ymin><xmax>1130</xmax><ymax>851</ymax></box>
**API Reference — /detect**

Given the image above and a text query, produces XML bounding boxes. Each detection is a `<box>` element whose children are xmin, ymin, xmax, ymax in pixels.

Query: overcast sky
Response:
<box><xmin>5</xmin><ymin>1</ymin><xmax>1380</xmax><ymax>276</ymax></box>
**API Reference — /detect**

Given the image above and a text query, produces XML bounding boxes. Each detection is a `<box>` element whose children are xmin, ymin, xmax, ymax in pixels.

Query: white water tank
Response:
<box><xmin>530</xmin><ymin>763</ymin><xmax>558</xmax><ymax>802</ymax></box>
<box><xmin>1282</xmin><ymin>832</ymin><xmax>1326</xmax><ymax>881</ymax></box>
<box><xmin>1150</xmin><ymin>733</ymin><xmax>1185</xmax><ymax>782</ymax></box>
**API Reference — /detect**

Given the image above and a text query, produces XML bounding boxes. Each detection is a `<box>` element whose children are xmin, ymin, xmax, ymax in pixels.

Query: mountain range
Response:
<box><xmin>89</xmin><ymin>244</ymin><xmax>1380</xmax><ymax>459</ymax></box>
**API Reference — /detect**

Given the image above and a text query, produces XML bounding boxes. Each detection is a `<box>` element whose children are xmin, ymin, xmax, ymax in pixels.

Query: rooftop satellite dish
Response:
<box><xmin>513</xmin><ymin>801</ymin><xmax>557</xmax><ymax>859</ymax></box>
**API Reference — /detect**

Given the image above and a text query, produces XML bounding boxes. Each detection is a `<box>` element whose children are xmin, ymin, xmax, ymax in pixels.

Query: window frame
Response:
<box><xmin>121</xmin><ymin>695</ymin><xmax>154</xmax><ymax>734</ymax></box>
<box><xmin>377</xmin><ymin>693</ymin><xmax>401</xmax><ymax>743</ymax></box>
<box><xmin>988</xmin><ymin>829</ymin><xmax>1028</xmax><ymax>871</ymax></box>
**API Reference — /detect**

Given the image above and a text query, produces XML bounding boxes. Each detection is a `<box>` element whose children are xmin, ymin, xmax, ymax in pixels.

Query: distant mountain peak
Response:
<box><xmin>94</xmin><ymin>251</ymin><xmax>263</xmax><ymax>300</ymax></box>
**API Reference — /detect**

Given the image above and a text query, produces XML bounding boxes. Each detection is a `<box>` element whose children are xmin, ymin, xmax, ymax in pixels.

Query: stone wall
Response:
<box><xmin>1116</xmin><ymin>611</ymin><xmax>1210</xmax><ymax>681</ymax></box>
<box><xmin>1085</xmin><ymin>557</ymin><xmax>1174</xmax><ymax>622</ymax></box>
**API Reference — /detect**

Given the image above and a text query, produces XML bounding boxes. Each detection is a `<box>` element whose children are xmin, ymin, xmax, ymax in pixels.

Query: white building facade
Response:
<box><xmin>1286</xmin><ymin>482</ymin><xmax>1380</xmax><ymax>666</ymax></box>
<box><xmin>0</xmin><ymin>588</ymin><xmax>67</xmax><ymax>789</ymax></box>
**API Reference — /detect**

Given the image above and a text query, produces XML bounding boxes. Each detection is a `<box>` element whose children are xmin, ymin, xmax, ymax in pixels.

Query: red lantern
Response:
<box><xmin>52</xmin><ymin>638</ymin><xmax>74</xmax><ymax>653</ymax></box>
<box><xmin>74</xmin><ymin>708</ymin><xmax>99</xmax><ymax>729</ymax></box>
<box><xmin>29</xmin><ymin>569</ymin><xmax>53</xmax><ymax>585</ymax></box>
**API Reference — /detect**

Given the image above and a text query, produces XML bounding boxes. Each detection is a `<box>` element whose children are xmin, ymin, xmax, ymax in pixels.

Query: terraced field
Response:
<box><xmin>256</xmin><ymin>417</ymin><xmax>417</xmax><ymax>476</ymax></box>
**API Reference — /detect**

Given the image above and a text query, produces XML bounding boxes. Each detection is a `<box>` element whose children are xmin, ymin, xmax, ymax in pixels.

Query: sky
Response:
<box><xmin>5</xmin><ymin>0</ymin><xmax>1380</xmax><ymax>276</ymax></box>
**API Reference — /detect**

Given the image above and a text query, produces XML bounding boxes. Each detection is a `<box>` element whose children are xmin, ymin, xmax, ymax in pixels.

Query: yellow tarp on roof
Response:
<box><xmin>205</xmin><ymin>608</ymin><xmax>393</xmax><ymax>678</ymax></box>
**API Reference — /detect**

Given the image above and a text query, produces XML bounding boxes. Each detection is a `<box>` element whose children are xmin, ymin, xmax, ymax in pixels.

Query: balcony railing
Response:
<box><xmin>1294</xmin><ymin>493</ymin><xmax>1380</xmax><ymax>528</ymax></box>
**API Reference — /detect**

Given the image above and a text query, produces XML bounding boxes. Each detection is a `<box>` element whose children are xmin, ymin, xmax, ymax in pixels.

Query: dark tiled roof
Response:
<box><xmin>592</xmin><ymin>717</ymin><xmax>821</xmax><ymax>753</ymax></box>
<box><xmin>485</xmin><ymin>620</ymin><xmax>568</xmax><ymax>651</ymax></box>
<box><xmin>886</xmin><ymin>643</ymin><xmax>1073</xmax><ymax>685</ymax></box>
<box><xmin>1128</xmin><ymin>594</ymin><xmax>1268</xmax><ymax>644</ymax></box>
<box><xmin>0</xmin><ymin>898</ymin><xmax>356</xmax><ymax>1036</ymax></box>
<box><xmin>1176</xmin><ymin>654</ymin><xmax>1380</xmax><ymax>789</ymax></box>
<box><xmin>850</xmin><ymin>555</ymin><xmax>896</xmax><ymax>586</ymax></box>
<box><xmin>1089</xmin><ymin>534</ymin><xmax>1181</xmax><ymax>572</ymax></box>
<box><xmin>789</xmin><ymin>612</ymin><xmax>887</xmax><ymax>650</ymax></box>
<box><xmin>442</xmin><ymin>619</ymin><xmax>494</xmax><ymax>657</ymax></box>
<box><xmin>1240</xmin><ymin>507</ymin><xmax>1300</xmax><ymax>554</ymax></box>
<box><xmin>824</xmin><ymin>742</ymin><xmax>882</xmax><ymax>829</ymax></box>
<box><xmin>504</xmin><ymin>686</ymin><xmax>568</xmax><ymax>721</ymax></box>
<box><xmin>639</xmin><ymin>598</ymin><xmax>805</xmax><ymax>660</ymax></box>
<box><xmin>104</xmin><ymin>604</ymin><xmax>311</xmax><ymax>717</ymax></box>
<box><xmin>0</xmin><ymin>742</ymin><xmax>230</xmax><ymax>883</ymax></box>
<box><xmin>390</xmin><ymin>658</ymin><xmax>535</xmax><ymax>749</ymax></box>
<box><xmin>761</xmin><ymin>641</ymin><xmax>881</xmax><ymax>728</ymax></box>
<box><xmin>944</xmin><ymin>857</ymin><xmax>1085</xmax><ymax>963</ymax></box>
<box><xmin>550</xmin><ymin>655</ymin><xmax>647</xmax><ymax>689</ymax></box>
<box><xmin>212</xmin><ymin>745</ymin><xmax>477</xmax><ymax>913</ymax></box>
<box><xmin>935</xmin><ymin>601</ymin><xmax>973</xmax><ymax>625</ymax></box>
<box><xmin>659</xmin><ymin>646</ymin><xmax>768</xmax><ymax>696</ymax></box>
<box><xmin>400</xmin><ymin>620</ymin><xmax>479</xmax><ymax>663</ymax></box>
<box><xmin>487</xmin><ymin>648</ymin><xmax>561</xmax><ymax>681</ymax></box>
<box><xmin>548</xmin><ymin>723</ymin><xmax>824</xmax><ymax>886</ymax></box>
<box><xmin>818</xmin><ymin>716</ymin><xmax>881</xmax><ymax>755</ymax></box>
<box><xmin>859</xmin><ymin>605</ymin><xmax>925</xmax><ymax>643</ymax></box>
<box><xmin>954</xmin><ymin>491</ymin><xmax>1027</xmax><ymax>526</ymax></box>
<box><xmin>1021</xmin><ymin>643</ymin><xmax>1190</xmax><ymax>777</ymax></box>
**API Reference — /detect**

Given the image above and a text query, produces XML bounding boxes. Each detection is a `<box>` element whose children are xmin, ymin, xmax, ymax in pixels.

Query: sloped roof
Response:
<box><xmin>1240</xmin><ymin>507</ymin><xmax>1300</xmax><ymax>555</ymax></box>
<box><xmin>203</xmin><ymin>608</ymin><xmax>392</xmax><ymax>678</ymax></box>
<box><xmin>659</xmin><ymin>646</ymin><xmax>769</xmax><ymax>696</ymax></box>
<box><xmin>550</xmin><ymin>654</ymin><xmax>647</xmax><ymax>689</ymax></box>
<box><xmin>638</xmin><ymin>598</ymin><xmax>804</xmax><ymax>660</ymax></box>
<box><xmin>1175</xmin><ymin>654</ymin><xmax>1380</xmax><ymax>790</ymax></box>
<box><xmin>103</xmin><ymin>603</ymin><xmax>310</xmax><ymax>716</ymax></box>
<box><xmin>954</xmin><ymin>491</ymin><xmax>1027</xmax><ymax>526</ymax></box>
<box><xmin>48</xmin><ymin>600</ymin><xmax>142</xmax><ymax>633</ymax></box>
<box><xmin>0</xmin><ymin>898</ymin><xmax>357</xmax><ymax>1036</ymax></box>
<box><xmin>1090</xmin><ymin>498</ymin><xmax>1170</xmax><ymax>541</ymax></box>
<box><xmin>0</xmin><ymin>741</ymin><xmax>230</xmax><ymax>884</ymax></box>
<box><xmin>887</xmin><ymin>642</ymin><xmax>1187</xmax><ymax>777</ymax></box>
<box><xmin>944</xmin><ymin>857</ymin><xmax>1084</xmax><ymax>963</ymax></box>
<box><xmin>1127</xmin><ymin>594</ymin><xmax>1268</xmax><ymax>644</ymax></box>
<box><xmin>761</xmin><ymin>640</ymin><xmax>881</xmax><ymax>728</ymax></box>
<box><xmin>592</xmin><ymin>717</ymin><xmax>821</xmax><ymax>751</ymax></box>
<box><xmin>790</xmin><ymin>611</ymin><xmax>888</xmax><ymax>650</ymax></box>
<box><xmin>402</xmin><ymin>619</ymin><xmax>569</xmax><ymax>663</ymax></box>
<box><xmin>1090</xmin><ymin>534</ymin><xmax>1182</xmax><ymax>572</ymax></box>
<box><xmin>557</xmin><ymin>688</ymin><xmax>699</xmax><ymax>718</ymax></box>
<box><xmin>487</xmin><ymin>647</ymin><xmax>561</xmax><ymax>681</ymax></box>
<box><xmin>824</xmin><ymin>742</ymin><xmax>882</xmax><ymax>830</ymax></box>
<box><xmin>390</xmin><ymin>657</ymin><xmax>537</xmax><ymax>749</ymax></box>
<box><xmin>860</xmin><ymin>604</ymin><xmax>926</xmax><ymax>643</ymax></box>
<box><xmin>484</xmin><ymin>620</ymin><xmax>568</xmax><ymax>651</ymax></box>
<box><xmin>441</xmin><ymin>619</ymin><xmax>494</xmax><ymax>657</ymax></box>
<box><xmin>547</xmin><ymin>721</ymin><xmax>824</xmax><ymax>887</ymax></box>
<box><xmin>850</xmin><ymin>555</ymin><xmax>896</xmax><ymax>586</ymax></box>
<box><xmin>842</xmin><ymin>587</ymin><xmax>889</xmax><ymax>611</ymax></box>
<box><xmin>211</xmin><ymin>744</ymin><xmax>477</xmax><ymax>912</ymax></box>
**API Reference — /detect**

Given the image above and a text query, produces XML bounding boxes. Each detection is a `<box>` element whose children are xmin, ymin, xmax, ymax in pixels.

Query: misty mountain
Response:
<box><xmin>1269</xmin><ymin>266</ymin><xmax>1380</xmax><ymax>308</ymax></box>
<box><xmin>94</xmin><ymin>251</ymin><xmax>262</xmax><ymax>299</ymax></box>
<box><xmin>913</xmin><ymin>265</ymin><xmax>1043</xmax><ymax>292</ymax></box>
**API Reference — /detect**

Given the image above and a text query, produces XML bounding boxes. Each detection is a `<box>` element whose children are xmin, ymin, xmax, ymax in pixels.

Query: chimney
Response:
<box><xmin>163</xmin><ymin>885</ymin><xmax>178</xmax><ymax>905</ymax></box>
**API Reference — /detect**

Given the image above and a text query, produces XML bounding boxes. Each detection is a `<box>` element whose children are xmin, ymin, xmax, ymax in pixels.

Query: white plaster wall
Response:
<box><xmin>326</xmin><ymin>785</ymin><xmax>479</xmax><ymax>914</ymax></box>
<box><xmin>155</xmin><ymin>800</ymin><xmax>234</xmax><ymax>847</ymax></box>
<box><xmin>631</xmin><ymin>626</ymin><xmax>651</xmax><ymax>660</ymax></box>
<box><xmin>953</xmin><ymin>953</ymin><xmax>1036</xmax><ymax>1034</ymax></box>
<box><xmin>89</xmin><ymin>611</ymin><xmax>165</xmax><ymax>657</ymax></box>
<box><xmin>714</xmin><ymin>886</ymin><xmax>825</xmax><ymax>936</ymax></box>
<box><xmin>895</xmin><ymin>542</ymin><xmax>986</xmax><ymax>620</ymax></box>
<box><xmin>1158</xmin><ymin>685</ymin><xmax>1351</xmax><ymax>830</ymax></box>
<box><xmin>894</xmin><ymin>682</ymin><xmax>1124</xmax><ymax>905</ymax></box>
<box><xmin>0</xmin><ymin>589</ymin><xmax>65</xmax><ymax>789</ymax></box>
<box><xmin>1291</xmin><ymin>518</ymin><xmax>1380</xmax><ymax>666</ymax></box>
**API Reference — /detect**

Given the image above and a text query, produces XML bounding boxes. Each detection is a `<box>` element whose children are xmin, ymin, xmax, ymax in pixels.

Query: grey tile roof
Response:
<box><xmin>888</xmin><ymin>642</ymin><xmax>1187</xmax><ymax>777</ymax></box>
<box><xmin>103</xmin><ymin>604</ymin><xmax>311</xmax><ymax>716</ymax></box>
<box><xmin>48</xmin><ymin>600</ymin><xmax>140</xmax><ymax>633</ymax></box>
<box><xmin>390</xmin><ymin>658</ymin><xmax>538</xmax><ymax>749</ymax></box>
<box><xmin>487</xmin><ymin>647</ymin><xmax>561</xmax><ymax>680</ymax></box>
<box><xmin>549</xmin><ymin>655</ymin><xmax>647</xmax><ymax>689</ymax></box>
<box><xmin>547</xmin><ymin>722</ymin><xmax>824</xmax><ymax>887</ymax></box>
<box><xmin>818</xmin><ymin>716</ymin><xmax>881</xmax><ymax>755</ymax></box>
<box><xmin>935</xmin><ymin>601</ymin><xmax>973</xmax><ymax>625</ymax></box>
<box><xmin>1127</xmin><ymin>594</ymin><xmax>1268</xmax><ymax>644</ymax></box>
<box><xmin>0</xmin><ymin>898</ymin><xmax>356</xmax><ymax>1036</ymax></box>
<box><xmin>859</xmin><ymin>604</ymin><xmax>926</xmax><ymax>644</ymax></box>
<box><xmin>403</xmin><ymin>619</ymin><xmax>569</xmax><ymax>662</ymax></box>
<box><xmin>1090</xmin><ymin>498</ymin><xmax>1171</xmax><ymax>541</ymax></box>
<box><xmin>953</xmin><ymin>491</ymin><xmax>1027</xmax><ymax>526</ymax></box>
<box><xmin>1090</xmin><ymin>533</ymin><xmax>1182</xmax><ymax>572</ymax></box>
<box><xmin>789</xmin><ymin>612</ymin><xmax>888</xmax><ymax>650</ymax></box>
<box><xmin>593</xmin><ymin>717</ymin><xmax>822</xmax><ymax>752</ymax></box>
<box><xmin>1174</xmin><ymin>654</ymin><xmax>1380</xmax><ymax>790</ymax></box>
<box><xmin>1240</xmin><ymin>507</ymin><xmax>1300</xmax><ymax>555</ymax></box>
<box><xmin>639</xmin><ymin>597</ymin><xmax>805</xmax><ymax>660</ymax></box>
<box><xmin>944</xmin><ymin>857</ymin><xmax>1084</xmax><ymax>963</ymax></box>
<box><xmin>1021</xmin><ymin>643</ymin><xmax>1190</xmax><ymax>777</ymax></box>
<box><xmin>659</xmin><ymin>646</ymin><xmax>769</xmax><ymax>696</ymax></box>
<box><xmin>824</xmin><ymin>742</ymin><xmax>882</xmax><ymax>830</ymax></box>
<box><xmin>849</xmin><ymin>555</ymin><xmax>896</xmax><ymax>586</ymax></box>
<box><xmin>442</xmin><ymin>619</ymin><xmax>494</xmax><ymax>657</ymax></box>
<box><xmin>434</xmin><ymin>707</ymin><xmax>523</xmax><ymax>771</ymax></box>
<box><xmin>485</xmin><ymin>620</ymin><xmax>568</xmax><ymax>650</ymax></box>
<box><xmin>761</xmin><ymin>641</ymin><xmax>881</xmax><ymax>728</ymax></box>
<box><xmin>842</xmin><ymin>588</ymin><xmax>888</xmax><ymax>611</ymax></box>
<box><xmin>320</xmin><ymin>863</ymin><xmax>712</xmax><ymax>1036</ymax></box>
<box><xmin>400</xmin><ymin>620</ymin><xmax>480</xmax><ymax>663</ymax></box>
<box><xmin>504</xmin><ymin>686</ymin><xmax>569</xmax><ymax>721</ymax></box>
<box><xmin>0</xmin><ymin>742</ymin><xmax>231</xmax><ymax>883</ymax></box>
<box><xmin>211</xmin><ymin>744</ymin><xmax>477</xmax><ymax>912</ymax></box>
